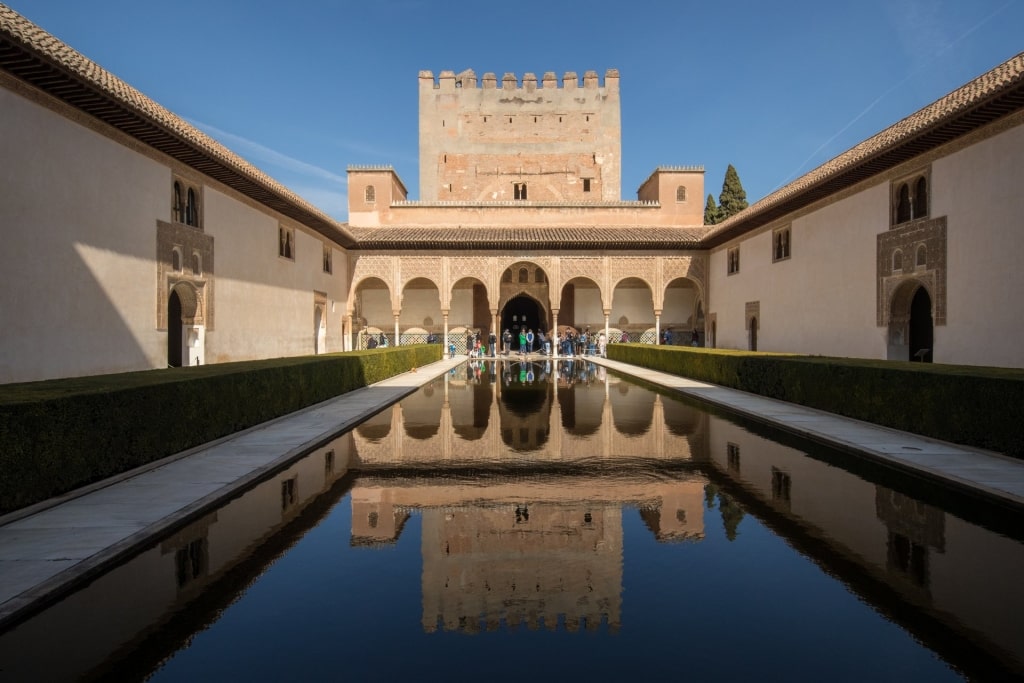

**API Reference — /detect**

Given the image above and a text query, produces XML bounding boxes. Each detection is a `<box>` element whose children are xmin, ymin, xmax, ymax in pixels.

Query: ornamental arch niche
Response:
<box><xmin>352</xmin><ymin>276</ymin><xmax>392</xmax><ymax>347</ymax></box>
<box><xmin>400</xmin><ymin>277</ymin><xmax>442</xmax><ymax>343</ymax></box>
<box><xmin>663</xmin><ymin>276</ymin><xmax>702</xmax><ymax>344</ymax></box>
<box><xmin>612</xmin><ymin>277</ymin><xmax>655</xmax><ymax>343</ymax></box>
<box><xmin>499</xmin><ymin>261</ymin><xmax>551</xmax><ymax>338</ymax></box>
<box><xmin>558</xmin><ymin>276</ymin><xmax>602</xmax><ymax>333</ymax></box>
<box><xmin>451</xmin><ymin>276</ymin><xmax>491</xmax><ymax>337</ymax></box>
<box><xmin>167</xmin><ymin>281</ymin><xmax>203</xmax><ymax>367</ymax></box>
<box><xmin>887</xmin><ymin>279</ymin><xmax>934</xmax><ymax>362</ymax></box>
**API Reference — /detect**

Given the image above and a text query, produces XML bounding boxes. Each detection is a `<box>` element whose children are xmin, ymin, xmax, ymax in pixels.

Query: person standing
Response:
<box><xmin>518</xmin><ymin>329</ymin><xmax>527</xmax><ymax>356</ymax></box>
<box><xmin>503</xmin><ymin>329</ymin><xmax>512</xmax><ymax>356</ymax></box>
<box><xmin>598</xmin><ymin>332</ymin><xmax>607</xmax><ymax>358</ymax></box>
<box><xmin>489</xmin><ymin>330</ymin><xmax>497</xmax><ymax>357</ymax></box>
<box><xmin>526</xmin><ymin>328</ymin><xmax>535</xmax><ymax>353</ymax></box>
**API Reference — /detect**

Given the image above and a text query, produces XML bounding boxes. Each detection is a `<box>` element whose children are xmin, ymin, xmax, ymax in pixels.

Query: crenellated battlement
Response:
<box><xmin>419</xmin><ymin>69</ymin><xmax>619</xmax><ymax>92</ymax></box>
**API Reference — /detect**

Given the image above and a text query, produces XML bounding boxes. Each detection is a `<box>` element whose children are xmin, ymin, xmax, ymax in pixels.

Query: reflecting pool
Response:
<box><xmin>1</xmin><ymin>359</ymin><xmax>1022</xmax><ymax>681</ymax></box>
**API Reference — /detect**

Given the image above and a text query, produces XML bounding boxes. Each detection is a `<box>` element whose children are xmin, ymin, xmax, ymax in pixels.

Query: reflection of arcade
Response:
<box><xmin>352</xmin><ymin>360</ymin><xmax>707</xmax><ymax>467</ymax></box>
<box><xmin>349</xmin><ymin>472</ymin><xmax>707</xmax><ymax>634</ymax></box>
<box><xmin>350</xmin><ymin>366</ymin><xmax>710</xmax><ymax>633</ymax></box>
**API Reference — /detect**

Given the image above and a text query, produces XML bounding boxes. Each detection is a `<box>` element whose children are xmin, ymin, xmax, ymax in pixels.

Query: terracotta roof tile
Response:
<box><xmin>350</xmin><ymin>225</ymin><xmax>708</xmax><ymax>249</ymax></box>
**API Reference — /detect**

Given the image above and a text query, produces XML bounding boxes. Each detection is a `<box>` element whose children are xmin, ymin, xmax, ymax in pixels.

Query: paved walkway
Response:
<box><xmin>2</xmin><ymin>354</ymin><xmax>1023</xmax><ymax>629</ymax></box>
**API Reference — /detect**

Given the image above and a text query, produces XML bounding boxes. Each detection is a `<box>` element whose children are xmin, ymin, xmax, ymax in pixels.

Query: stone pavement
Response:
<box><xmin>3</xmin><ymin>353</ymin><xmax>1024</xmax><ymax>630</ymax></box>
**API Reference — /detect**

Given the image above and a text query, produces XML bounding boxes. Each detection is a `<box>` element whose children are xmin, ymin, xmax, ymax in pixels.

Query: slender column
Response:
<box><xmin>655</xmin><ymin>310</ymin><xmax>662</xmax><ymax>345</ymax></box>
<box><xmin>393</xmin><ymin>313</ymin><xmax>401</xmax><ymax>346</ymax></box>
<box><xmin>491</xmin><ymin>309</ymin><xmax>498</xmax><ymax>355</ymax></box>
<box><xmin>443</xmin><ymin>311</ymin><xmax>450</xmax><ymax>353</ymax></box>
<box><xmin>551</xmin><ymin>309</ymin><xmax>559</xmax><ymax>357</ymax></box>
<box><xmin>604</xmin><ymin>310</ymin><xmax>610</xmax><ymax>351</ymax></box>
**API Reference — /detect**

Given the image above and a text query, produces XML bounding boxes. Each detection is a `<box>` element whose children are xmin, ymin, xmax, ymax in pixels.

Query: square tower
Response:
<box><xmin>418</xmin><ymin>69</ymin><xmax>621</xmax><ymax>202</ymax></box>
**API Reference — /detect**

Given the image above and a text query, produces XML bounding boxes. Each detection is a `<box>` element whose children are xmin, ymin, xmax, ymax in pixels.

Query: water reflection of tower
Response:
<box><xmin>421</xmin><ymin>502</ymin><xmax>623</xmax><ymax>633</ymax></box>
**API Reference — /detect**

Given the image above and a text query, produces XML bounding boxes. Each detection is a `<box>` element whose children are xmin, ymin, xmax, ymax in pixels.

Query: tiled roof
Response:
<box><xmin>350</xmin><ymin>226</ymin><xmax>708</xmax><ymax>250</ymax></box>
<box><xmin>0</xmin><ymin>5</ymin><xmax>356</xmax><ymax>248</ymax></box>
<box><xmin>702</xmin><ymin>51</ymin><xmax>1024</xmax><ymax>247</ymax></box>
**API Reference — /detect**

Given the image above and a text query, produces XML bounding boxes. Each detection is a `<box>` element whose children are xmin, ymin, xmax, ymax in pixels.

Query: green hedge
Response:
<box><xmin>608</xmin><ymin>344</ymin><xmax>1024</xmax><ymax>458</ymax></box>
<box><xmin>0</xmin><ymin>346</ymin><xmax>441</xmax><ymax>514</ymax></box>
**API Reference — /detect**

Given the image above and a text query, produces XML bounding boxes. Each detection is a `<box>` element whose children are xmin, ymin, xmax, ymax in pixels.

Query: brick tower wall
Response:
<box><xmin>418</xmin><ymin>69</ymin><xmax>621</xmax><ymax>202</ymax></box>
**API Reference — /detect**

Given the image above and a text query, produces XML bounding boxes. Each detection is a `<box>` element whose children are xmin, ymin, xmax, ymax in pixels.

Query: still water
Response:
<box><xmin>1</xmin><ymin>359</ymin><xmax>1022</xmax><ymax>681</ymax></box>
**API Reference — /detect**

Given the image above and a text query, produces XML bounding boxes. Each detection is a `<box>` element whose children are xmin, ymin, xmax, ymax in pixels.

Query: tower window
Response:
<box><xmin>676</xmin><ymin>186</ymin><xmax>686</xmax><ymax>202</ymax></box>
<box><xmin>583</xmin><ymin>178</ymin><xmax>591</xmax><ymax>193</ymax></box>
<box><xmin>365</xmin><ymin>185</ymin><xmax>375</xmax><ymax>203</ymax></box>
<box><xmin>514</xmin><ymin>183</ymin><xmax>527</xmax><ymax>200</ymax></box>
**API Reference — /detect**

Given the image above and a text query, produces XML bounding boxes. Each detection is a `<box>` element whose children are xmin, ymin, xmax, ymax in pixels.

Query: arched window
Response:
<box><xmin>192</xmin><ymin>252</ymin><xmax>201</xmax><ymax>275</ymax></box>
<box><xmin>171</xmin><ymin>247</ymin><xmax>182</xmax><ymax>272</ymax></box>
<box><xmin>676</xmin><ymin>186</ymin><xmax>687</xmax><ymax>202</ymax></box>
<box><xmin>514</xmin><ymin>183</ymin><xmax>527</xmax><ymax>200</ymax></box>
<box><xmin>893</xmin><ymin>250</ymin><xmax>903</xmax><ymax>271</ymax></box>
<box><xmin>896</xmin><ymin>184</ymin><xmax>911</xmax><ymax>223</ymax></box>
<box><xmin>913</xmin><ymin>176</ymin><xmax>928</xmax><ymax>219</ymax></box>
<box><xmin>173</xmin><ymin>181</ymin><xmax>184</xmax><ymax>223</ymax></box>
<box><xmin>916</xmin><ymin>244</ymin><xmax>927</xmax><ymax>267</ymax></box>
<box><xmin>186</xmin><ymin>187</ymin><xmax>199</xmax><ymax>227</ymax></box>
<box><xmin>518</xmin><ymin>268</ymin><xmax>529</xmax><ymax>283</ymax></box>
<box><xmin>365</xmin><ymin>185</ymin><xmax>375</xmax><ymax>203</ymax></box>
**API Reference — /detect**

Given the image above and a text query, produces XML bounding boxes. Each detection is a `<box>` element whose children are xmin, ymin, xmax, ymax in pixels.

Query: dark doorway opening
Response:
<box><xmin>749</xmin><ymin>316</ymin><xmax>758</xmax><ymax>352</ymax></box>
<box><xmin>502</xmin><ymin>295</ymin><xmax>544</xmax><ymax>351</ymax></box>
<box><xmin>909</xmin><ymin>287</ymin><xmax>933</xmax><ymax>362</ymax></box>
<box><xmin>168</xmin><ymin>290</ymin><xmax>183</xmax><ymax>367</ymax></box>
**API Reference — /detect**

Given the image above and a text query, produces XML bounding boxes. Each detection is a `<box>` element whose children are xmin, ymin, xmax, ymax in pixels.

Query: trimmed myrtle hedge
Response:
<box><xmin>0</xmin><ymin>346</ymin><xmax>441</xmax><ymax>514</ymax></box>
<box><xmin>608</xmin><ymin>344</ymin><xmax>1024</xmax><ymax>459</ymax></box>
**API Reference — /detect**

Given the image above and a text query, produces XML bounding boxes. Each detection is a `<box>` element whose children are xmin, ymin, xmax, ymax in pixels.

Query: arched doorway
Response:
<box><xmin>502</xmin><ymin>294</ymin><xmax>544</xmax><ymax>351</ymax></box>
<box><xmin>909</xmin><ymin>287</ymin><xmax>933</xmax><ymax>362</ymax></box>
<box><xmin>168</xmin><ymin>289</ymin><xmax>183</xmax><ymax>367</ymax></box>
<box><xmin>749</xmin><ymin>316</ymin><xmax>758</xmax><ymax>351</ymax></box>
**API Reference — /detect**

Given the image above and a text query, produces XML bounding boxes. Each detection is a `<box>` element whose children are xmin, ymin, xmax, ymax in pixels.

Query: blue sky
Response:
<box><xmin>7</xmin><ymin>0</ymin><xmax>1022</xmax><ymax>221</ymax></box>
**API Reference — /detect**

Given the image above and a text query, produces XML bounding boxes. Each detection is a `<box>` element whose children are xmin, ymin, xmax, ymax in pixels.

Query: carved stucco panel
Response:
<box><xmin>876</xmin><ymin>216</ymin><xmax>947</xmax><ymax>326</ymax></box>
<box><xmin>349</xmin><ymin>254</ymin><xmax>396</xmax><ymax>313</ymax></box>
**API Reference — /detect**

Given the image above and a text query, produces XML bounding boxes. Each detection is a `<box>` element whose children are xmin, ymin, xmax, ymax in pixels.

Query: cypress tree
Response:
<box><xmin>718</xmin><ymin>164</ymin><xmax>749</xmax><ymax>219</ymax></box>
<box><xmin>704</xmin><ymin>194</ymin><xmax>722</xmax><ymax>225</ymax></box>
